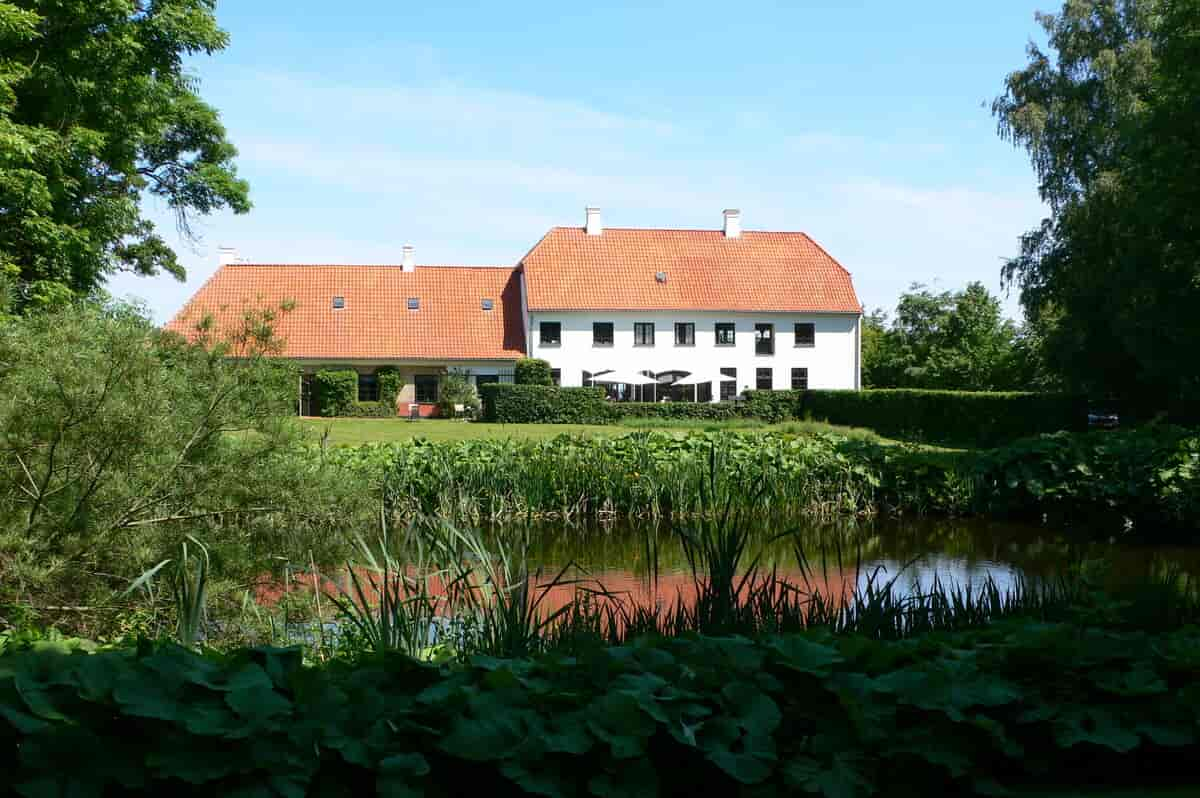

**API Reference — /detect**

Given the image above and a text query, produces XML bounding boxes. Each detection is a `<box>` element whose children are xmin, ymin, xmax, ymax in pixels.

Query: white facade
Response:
<box><xmin>526</xmin><ymin>310</ymin><xmax>861</xmax><ymax>397</ymax></box>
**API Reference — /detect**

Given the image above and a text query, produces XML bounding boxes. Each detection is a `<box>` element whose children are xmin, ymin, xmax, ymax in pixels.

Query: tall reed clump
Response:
<box><xmin>351</xmin><ymin>431</ymin><xmax>948</xmax><ymax>523</ymax></box>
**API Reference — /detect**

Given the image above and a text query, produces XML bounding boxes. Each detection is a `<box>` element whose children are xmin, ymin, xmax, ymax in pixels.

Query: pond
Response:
<box><xmin>510</xmin><ymin>515</ymin><xmax>1200</xmax><ymax>611</ymax></box>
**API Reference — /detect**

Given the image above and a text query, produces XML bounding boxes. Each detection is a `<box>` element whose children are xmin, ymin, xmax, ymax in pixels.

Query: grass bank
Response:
<box><xmin>298</xmin><ymin>416</ymin><xmax>902</xmax><ymax>446</ymax></box>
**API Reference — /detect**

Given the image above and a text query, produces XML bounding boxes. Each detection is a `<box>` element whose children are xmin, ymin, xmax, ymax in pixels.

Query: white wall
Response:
<box><xmin>527</xmin><ymin>311</ymin><xmax>860</xmax><ymax>395</ymax></box>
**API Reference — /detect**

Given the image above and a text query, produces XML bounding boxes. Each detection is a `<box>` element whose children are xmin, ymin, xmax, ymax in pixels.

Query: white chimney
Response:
<box><xmin>217</xmin><ymin>246</ymin><xmax>241</xmax><ymax>266</ymax></box>
<box><xmin>402</xmin><ymin>245</ymin><xmax>415</xmax><ymax>272</ymax></box>
<box><xmin>723</xmin><ymin>209</ymin><xmax>742</xmax><ymax>239</ymax></box>
<box><xmin>585</xmin><ymin>206</ymin><xmax>603</xmax><ymax>236</ymax></box>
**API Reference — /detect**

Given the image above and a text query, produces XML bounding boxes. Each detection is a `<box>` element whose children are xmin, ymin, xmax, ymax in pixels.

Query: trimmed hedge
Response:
<box><xmin>4</xmin><ymin>623</ymin><xmax>1200</xmax><ymax>795</ymax></box>
<box><xmin>344</xmin><ymin>401</ymin><xmax>396</xmax><ymax>418</ymax></box>
<box><xmin>479</xmin><ymin>383</ymin><xmax>618</xmax><ymax>424</ymax></box>
<box><xmin>313</xmin><ymin>369</ymin><xmax>359</xmax><ymax>417</ymax></box>
<box><xmin>514</xmin><ymin>357</ymin><xmax>553</xmax><ymax>385</ymax></box>
<box><xmin>747</xmin><ymin>389</ymin><xmax>1087</xmax><ymax>447</ymax></box>
<box><xmin>613</xmin><ymin>402</ymin><xmax>750</xmax><ymax>421</ymax></box>
<box><xmin>378</xmin><ymin>367</ymin><xmax>403</xmax><ymax>409</ymax></box>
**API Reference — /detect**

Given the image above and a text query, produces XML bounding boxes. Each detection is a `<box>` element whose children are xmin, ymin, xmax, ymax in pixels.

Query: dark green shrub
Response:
<box><xmin>436</xmin><ymin>374</ymin><xmax>481</xmax><ymax>418</ymax></box>
<box><xmin>514</xmin><ymin>357</ymin><xmax>553</xmax><ymax>385</ymax></box>
<box><xmin>377</xmin><ymin>366</ymin><xmax>403</xmax><ymax>409</ymax></box>
<box><xmin>344</xmin><ymin>401</ymin><xmax>395</xmax><ymax>418</ymax></box>
<box><xmin>479</xmin><ymin>384</ymin><xmax>617</xmax><ymax>424</ymax></box>
<box><xmin>4</xmin><ymin>623</ymin><xmax>1200</xmax><ymax>796</ymax></box>
<box><xmin>313</xmin><ymin>369</ymin><xmax>358</xmax><ymax>417</ymax></box>
<box><xmin>613</xmin><ymin>402</ymin><xmax>750</xmax><ymax>421</ymax></box>
<box><xmin>746</xmin><ymin>389</ymin><xmax>1086</xmax><ymax>447</ymax></box>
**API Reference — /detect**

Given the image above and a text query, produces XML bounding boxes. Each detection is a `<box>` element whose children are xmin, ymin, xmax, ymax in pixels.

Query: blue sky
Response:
<box><xmin>109</xmin><ymin>0</ymin><xmax>1051</xmax><ymax>322</ymax></box>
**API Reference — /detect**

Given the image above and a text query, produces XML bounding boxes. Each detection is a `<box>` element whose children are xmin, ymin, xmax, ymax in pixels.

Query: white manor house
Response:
<box><xmin>170</xmin><ymin>208</ymin><xmax>863</xmax><ymax>414</ymax></box>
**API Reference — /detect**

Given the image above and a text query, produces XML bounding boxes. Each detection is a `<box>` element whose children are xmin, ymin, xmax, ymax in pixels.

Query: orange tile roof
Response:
<box><xmin>520</xmin><ymin>227</ymin><xmax>861</xmax><ymax>313</ymax></box>
<box><xmin>165</xmin><ymin>264</ymin><xmax>526</xmax><ymax>361</ymax></box>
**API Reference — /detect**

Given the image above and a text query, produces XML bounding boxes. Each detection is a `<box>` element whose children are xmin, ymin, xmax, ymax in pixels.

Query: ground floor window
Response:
<box><xmin>791</xmin><ymin>367</ymin><xmax>809</xmax><ymax>390</ymax></box>
<box><xmin>358</xmin><ymin>372</ymin><xmax>380</xmax><ymax>402</ymax></box>
<box><xmin>551</xmin><ymin>368</ymin><xmax>561</xmax><ymax>386</ymax></box>
<box><xmin>756</xmin><ymin>367</ymin><xmax>773</xmax><ymax>391</ymax></box>
<box><xmin>475</xmin><ymin>374</ymin><xmax>500</xmax><ymax>391</ymax></box>
<box><xmin>720</xmin><ymin>368</ymin><xmax>737</xmax><ymax>401</ymax></box>
<box><xmin>415</xmin><ymin>374</ymin><xmax>439</xmax><ymax>403</ymax></box>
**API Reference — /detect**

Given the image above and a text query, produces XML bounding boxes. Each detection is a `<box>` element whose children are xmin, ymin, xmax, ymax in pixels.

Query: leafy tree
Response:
<box><xmin>0</xmin><ymin>0</ymin><xmax>249</xmax><ymax>311</ymax></box>
<box><xmin>994</xmin><ymin>0</ymin><xmax>1200</xmax><ymax>401</ymax></box>
<box><xmin>0</xmin><ymin>301</ymin><xmax>366</xmax><ymax>630</ymax></box>
<box><xmin>864</xmin><ymin>283</ymin><xmax>1031</xmax><ymax>391</ymax></box>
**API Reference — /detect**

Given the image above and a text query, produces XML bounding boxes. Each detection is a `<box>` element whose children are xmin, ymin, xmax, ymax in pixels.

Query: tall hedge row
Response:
<box><xmin>747</xmin><ymin>389</ymin><xmax>1087</xmax><ymax>447</ymax></box>
<box><xmin>613</xmin><ymin>402</ymin><xmax>750</xmax><ymax>421</ymax></box>
<box><xmin>4</xmin><ymin>624</ymin><xmax>1200</xmax><ymax>796</ymax></box>
<box><xmin>479</xmin><ymin>383</ymin><xmax>617</xmax><ymax>424</ymax></box>
<box><xmin>514</xmin><ymin>357</ymin><xmax>554</xmax><ymax>385</ymax></box>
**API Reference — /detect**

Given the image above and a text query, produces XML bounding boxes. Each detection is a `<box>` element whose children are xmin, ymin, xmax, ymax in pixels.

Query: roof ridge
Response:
<box><xmin>227</xmin><ymin>263</ymin><xmax>514</xmax><ymax>270</ymax></box>
<box><xmin>547</xmin><ymin>225</ymin><xmax>815</xmax><ymax>235</ymax></box>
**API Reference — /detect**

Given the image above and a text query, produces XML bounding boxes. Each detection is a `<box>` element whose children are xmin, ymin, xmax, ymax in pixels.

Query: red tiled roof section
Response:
<box><xmin>165</xmin><ymin>264</ymin><xmax>526</xmax><ymax>360</ymax></box>
<box><xmin>521</xmin><ymin>227</ymin><xmax>861</xmax><ymax>313</ymax></box>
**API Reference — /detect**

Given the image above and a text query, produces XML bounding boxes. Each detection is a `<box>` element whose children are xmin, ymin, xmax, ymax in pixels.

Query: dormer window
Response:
<box><xmin>332</xmin><ymin>296</ymin><xmax>345</xmax><ymax>309</ymax></box>
<box><xmin>481</xmin><ymin>298</ymin><xmax>494</xmax><ymax>311</ymax></box>
<box><xmin>407</xmin><ymin>298</ymin><xmax>420</xmax><ymax>311</ymax></box>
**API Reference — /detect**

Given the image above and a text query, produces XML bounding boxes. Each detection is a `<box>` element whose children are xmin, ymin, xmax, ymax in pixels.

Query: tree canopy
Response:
<box><xmin>0</xmin><ymin>0</ymin><xmax>249</xmax><ymax>311</ymax></box>
<box><xmin>862</xmin><ymin>282</ymin><xmax>1040</xmax><ymax>391</ymax></box>
<box><xmin>994</xmin><ymin>0</ymin><xmax>1200</xmax><ymax>401</ymax></box>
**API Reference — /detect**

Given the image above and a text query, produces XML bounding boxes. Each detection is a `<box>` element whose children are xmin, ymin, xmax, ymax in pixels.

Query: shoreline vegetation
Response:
<box><xmin>325</xmin><ymin>425</ymin><xmax>1200</xmax><ymax>535</ymax></box>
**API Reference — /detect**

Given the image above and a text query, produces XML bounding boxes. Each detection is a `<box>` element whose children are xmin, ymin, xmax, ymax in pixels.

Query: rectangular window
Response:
<box><xmin>674</xmin><ymin>322</ymin><xmax>695</xmax><ymax>346</ymax></box>
<box><xmin>755</xmin><ymin>323</ymin><xmax>775</xmax><ymax>355</ymax></box>
<box><xmin>357</xmin><ymin>372</ymin><xmax>380</xmax><ymax>403</ymax></box>
<box><xmin>715</xmin><ymin>323</ymin><xmax>736</xmax><ymax>346</ymax></box>
<box><xmin>756</xmin><ymin>368</ymin><xmax>773</xmax><ymax>391</ymax></box>
<box><xmin>407</xmin><ymin>297</ymin><xmax>420</xmax><ymax>310</ymax></box>
<box><xmin>551</xmin><ymin>369</ymin><xmax>561</xmax><ymax>386</ymax></box>
<box><xmin>634</xmin><ymin>322</ymin><xmax>655</xmax><ymax>347</ymax></box>
<box><xmin>481</xmin><ymin>298</ymin><xmax>494</xmax><ymax>311</ymax></box>
<box><xmin>791</xmin><ymin>367</ymin><xmax>809</xmax><ymax>390</ymax></box>
<box><xmin>794</xmin><ymin>322</ymin><xmax>815</xmax><ymax>347</ymax></box>
<box><xmin>332</xmin><ymin>296</ymin><xmax>345</xmax><ymax>309</ymax></box>
<box><xmin>540</xmin><ymin>321</ymin><xmax>561</xmax><ymax>347</ymax></box>
<box><xmin>476</xmin><ymin>374</ymin><xmax>500</xmax><ymax>388</ymax></box>
<box><xmin>414</xmin><ymin>374</ymin><xmax>439</xmax><ymax>403</ymax></box>
<box><xmin>582</xmin><ymin>370</ymin><xmax>593</xmax><ymax>387</ymax></box>
<box><xmin>720</xmin><ymin>367</ymin><xmax>737</xmax><ymax>401</ymax></box>
<box><xmin>593</xmin><ymin>322</ymin><xmax>614</xmax><ymax>347</ymax></box>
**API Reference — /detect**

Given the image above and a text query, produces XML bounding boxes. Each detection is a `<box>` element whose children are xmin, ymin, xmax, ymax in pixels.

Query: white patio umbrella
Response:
<box><xmin>672</xmin><ymin>368</ymin><xmax>735</xmax><ymax>402</ymax></box>
<box><xmin>590</xmin><ymin>369</ymin><xmax>660</xmax><ymax>384</ymax></box>
<box><xmin>590</xmin><ymin>369</ymin><xmax>660</xmax><ymax>402</ymax></box>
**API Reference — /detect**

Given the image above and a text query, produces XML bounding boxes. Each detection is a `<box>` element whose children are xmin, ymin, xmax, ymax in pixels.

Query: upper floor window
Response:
<box><xmin>540</xmin><ymin>321</ymin><xmax>561</xmax><ymax>347</ymax></box>
<box><xmin>715</xmin><ymin>323</ymin><xmax>736</xmax><ymax>346</ymax></box>
<box><xmin>634</xmin><ymin>322</ymin><xmax>655</xmax><ymax>347</ymax></box>
<box><xmin>481</xmin><ymin>298</ymin><xmax>494</xmax><ymax>311</ymax></box>
<box><xmin>674</xmin><ymin>322</ymin><xmax>695</xmax><ymax>346</ymax></box>
<box><xmin>593</xmin><ymin>322</ymin><xmax>614</xmax><ymax>347</ymax></box>
<box><xmin>755</xmin><ymin>323</ymin><xmax>775</xmax><ymax>355</ymax></box>
<box><xmin>407</xmin><ymin>297</ymin><xmax>420</xmax><ymax>310</ymax></box>
<box><xmin>756</xmin><ymin>367</ymin><xmax>773</xmax><ymax>391</ymax></box>
<box><xmin>358</xmin><ymin>372</ymin><xmax>379</xmax><ymax>402</ymax></box>
<box><xmin>794</xmin><ymin>322</ymin><xmax>815</xmax><ymax>348</ymax></box>
<box><xmin>332</xmin><ymin>296</ymin><xmax>345</xmax><ymax>309</ymax></box>
<box><xmin>791</xmin><ymin>367</ymin><xmax>809</xmax><ymax>390</ymax></box>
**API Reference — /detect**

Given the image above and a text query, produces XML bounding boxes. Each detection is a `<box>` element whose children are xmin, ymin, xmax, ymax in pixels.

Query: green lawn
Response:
<box><xmin>296</xmin><ymin>416</ymin><xmax>896</xmax><ymax>446</ymax></box>
<box><xmin>298</xmin><ymin>418</ymin><xmax>623</xmax><ymax>445</ymax></box>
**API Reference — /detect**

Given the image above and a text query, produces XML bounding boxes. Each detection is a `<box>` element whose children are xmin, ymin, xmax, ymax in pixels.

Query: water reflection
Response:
<box><xmin>512</xmin><ymin>515</ymin><xmax>1200</xmax><ymax>611</ymax></box>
